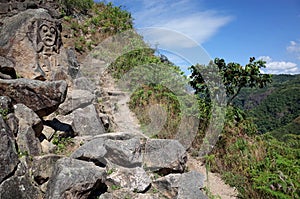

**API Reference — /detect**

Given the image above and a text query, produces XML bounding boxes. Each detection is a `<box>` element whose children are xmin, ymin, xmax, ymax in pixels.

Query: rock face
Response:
<box><xmin>0</xmin><ymin>0</ymin><xmax>60</xmax><ymax>19</ymax></box>
<box><xmin>0</xmin><ymin>8</ymin><xmax>73</xmax><ymax>81</ymax></box>
<box><xmin>71</xmin><ymin>104</ymin><xmax>106</xmax><ymax>136</ymax></box>
<box><xmin>46</xmin><ymin>158</ymin><xmax>107</xmax><ymax>199</ymax></box>
<box><xmin>0</xmin><ymin>79</ymin><xmax>67</xmax><ymax>117</ymax></box>
<box><xmin>106</xmin><ymin>166</ymin><xmax>151</xmax><ymax>193</ymax></box>
<box><xmin>58</xmin><ymin>89</ymin><xmax>95</xmax><ymax>115</ymax></box>
<box><xmin>14</xmin><ymin>103</ymin><xmax>43</xmax><ymax>136</ymax></box>
<box><xmin>0</xmin><ymin>116</ymin><xmax>19</xmax><ymax>184</ymax></box>
<box><xmin>143</xmin><ymin>139</ymin><xmax>187</xmax><ymax>174</ymax></box>
<box><xmin>0</xmin><ymin>174</ymin><xmax>43</xmax><ymax>199</ymax></box>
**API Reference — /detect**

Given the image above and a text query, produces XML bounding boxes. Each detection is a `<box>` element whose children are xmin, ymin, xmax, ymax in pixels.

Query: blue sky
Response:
<box><xmin>103</xmin><ymin>0</ymin><xmax>300</xmax><ymax>74</ymax></box>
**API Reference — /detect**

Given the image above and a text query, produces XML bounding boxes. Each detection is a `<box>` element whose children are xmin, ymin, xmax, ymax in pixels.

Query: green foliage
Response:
<box><xmin>250</xmin><ymin>134</ymin><xmax>300</xmax><ymax>199</ymax></box>
<box><xmin>233</xmin><ymin>74</ymin><xmax>300</xmax><ymax>134</ymax></box>
<box><xmin>210</xmin><ymin>107</ymin><xmax>300</xmax><ymax>198</ymax></box>
<box><xmin>110</xmin><ymin>184</ymin><xmax>121</xmax><ymax>190</ymax></box>
<box><xmin>0</xmin><ymin>108</ymin><xmax>8</xmax><ymax>119</ymax></box>
<box><xmin>109</xmin><ymin>48</ymin><xmax>159</xmax><ymax>79</ymax></box>
<box><xmin>18</xmin><ymin>150</ymin><xmax>29</xmax><ymax>158</ymax></box>
<box><xmin>62</xmin><ymin>2</ymin><xmax>133</xmax><ymax>54</ymax></box>
<box><xmin>271</xmin><ymin>116</ymin><xmax>300</xmax><ymax>140</ymax></box>
<box><xmin>190</xmin><ymin>57</ymin><xmax>272</xmax><ymax>105</ymax></box>
<box><xmin>129</xmin><ymin>84</ymin><xmax>182</xmax><ymax>139</ymax></box>
<box><xmin>52</xmin><ymin>134</ymin><xmax>73</xmax><ymax>155</ymax></box>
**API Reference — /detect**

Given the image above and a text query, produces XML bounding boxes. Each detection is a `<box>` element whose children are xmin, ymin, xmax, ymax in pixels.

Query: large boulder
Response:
<box><xmin>152</xmin><ymin>174</ymin><xmax>181</xmax><ymax>198</ymax></box>
<box><xmin>104</xmin><ymin>138</ymin><xmax>143</xmax><ymax>168</ymax></box>
<box><xmin>143</xmin><ymin>139</ymin><xmax>187</xmax><ymax>174</ymax></box>
<box><xmin>14</xmin><ymin>103</ymin><xmax>43</xmax><ymax>137</ymax></box>
<box><xmin>99</xmin><ymin>189</ymin><xmax>160</xmax><ymax>199</ymax></box>
<box><xmin>0</xmin><ymin>79</ymin><xmax>67</xmax><ymax>117</ymax></box>
<box><xmin>16</xmin><ymin>119</ymin><xmax>42</xmax><ymax>156</ymax></box>
<box><xmin>106</xmin><ymin>166</ymin><xmax>151</xmax><ymax>193</ymax></box>
<box><xmin>58</xmin><ymin>89</ymin><xmax>95</xmax><ymax>115</ymax></box>
<box><xmin>0</xmin><ymin>116</ymin><xmax>19</xmax><ymax>184</ymax></box>
<box><xmin>31</xmin><ymin>155</ymin><xmax>63</xmax><ymax>186</ymax></box>
<box><xmin>0</xmin><ymin>175</ymin><xmax>43</xmax><ymax>199</ymax></box>
<box><xmin>46</xmin><ymin>158</ymin><xmax>107</xmax><ymax>199</ymax></box>
<box><xmin>71</xmin><ymin>104</ymin><xmax>106</xmax><ymax>136</ymax></box>
<box><xmin>177</xmin><ymin>171</ymin><xmax>207</xmax><ymax>199</ymax></box>
<box><xmin>152</xmin><ymin>171</ymin><xmax>207</xmax><ymax>199</ymax></box>
<box><xmin>71</xmin><ymin>136</ymin><xmax>144</xmax><ymax>168</ymax></box>
<box><xmin>0</xmin><ymin>8</ymin><xmax>66</xmax><ymax>80</ymax></box>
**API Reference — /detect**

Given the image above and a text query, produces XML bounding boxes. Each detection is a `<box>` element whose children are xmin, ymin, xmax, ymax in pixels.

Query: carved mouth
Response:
<box><xmin>43</xmin><ymin>38</ymin><xmax>55</xmax><ymax>45</ymax></box>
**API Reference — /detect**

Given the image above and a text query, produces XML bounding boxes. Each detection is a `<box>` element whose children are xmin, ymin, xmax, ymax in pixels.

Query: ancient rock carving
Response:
<box><xmin>27</xmin><ymin>17</ymin><xmax>62</xmax><ymax>80</ymax></box>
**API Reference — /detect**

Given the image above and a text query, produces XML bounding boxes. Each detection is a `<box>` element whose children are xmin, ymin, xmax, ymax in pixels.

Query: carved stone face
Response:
<box><xmin>39</xmin><ymin>24</ymin><xmax>57</xmax><ymax>47</ymax></box>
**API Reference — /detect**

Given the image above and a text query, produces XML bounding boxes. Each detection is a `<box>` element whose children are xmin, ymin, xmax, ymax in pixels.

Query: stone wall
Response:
<box><xmin>0</xmin><ymin>0</ymin><xmax>60</xmax><ymax>18</ymax></box>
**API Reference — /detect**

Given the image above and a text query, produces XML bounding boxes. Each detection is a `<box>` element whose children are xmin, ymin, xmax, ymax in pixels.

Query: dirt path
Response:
<box><xmin>101</xmin><ymin>72</ymin><xmax>238</xmax><ymax>199</ymax></box>
<box><xmin>186</xmin><ymin>154</ymin><xmax>238</xmax><ymax>199</ymax></box>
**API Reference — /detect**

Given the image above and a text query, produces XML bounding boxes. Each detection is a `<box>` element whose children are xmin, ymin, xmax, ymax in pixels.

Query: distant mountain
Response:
<box><xmin>233</xmin><ymin>74</ymin><xmax>300</xmax><ymax>134</ymax></box>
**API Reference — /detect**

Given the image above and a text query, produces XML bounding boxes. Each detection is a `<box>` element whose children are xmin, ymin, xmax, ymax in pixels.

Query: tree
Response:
<box><xmin>189</xmin><ymin>57</ymin><xmax>272</xmax><ymax>105</ymax></box>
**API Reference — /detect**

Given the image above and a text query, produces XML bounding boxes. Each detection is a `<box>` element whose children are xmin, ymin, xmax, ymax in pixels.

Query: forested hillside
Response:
<box><xmin>233</xmin><ymin>74</ymin><xmax>300</xmax><ymax>135</ymax></box>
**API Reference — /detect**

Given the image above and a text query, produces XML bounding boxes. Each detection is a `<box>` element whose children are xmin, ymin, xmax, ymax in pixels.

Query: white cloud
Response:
<box><xmin>127</xmin><ymin>0</ymin><xmax>232</xmax><ymax>48</ymax></box>
<box><xmin>287</xmin><ymin>40</ymin><xmax>300</xmax><ymax>59</ymax></box>
<box><xmin>258</xmin><ymin>56</ymin><xmax>299</xmax><ymax>74</ymax></box>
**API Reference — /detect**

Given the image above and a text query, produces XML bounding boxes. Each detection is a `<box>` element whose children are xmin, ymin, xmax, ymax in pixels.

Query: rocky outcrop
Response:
<box><xmin>14</xmin><ymin>103</ymin><xmax>43</xmax><ymax>136</ymax></box>
<box><xmin>0</xmin><ymin>79</ymin><xmax>67</xmax><ymax>117</ymax></box>
<box><xmin>71</xmin><ymin>104</ymin><xmax>106</xmax><ymax>136</ymax></box>
<box><xmin>0</xmin><ymin>116</ymin><xmax>19</xmax><ymax>184</ymax></box>
<box><xmin>0</xmin><ymin>0</ymin><xmax>60</xmax><ymax>19</ymax></box>
<box><xmin>143</xmin><ymin>139</ymin><xmax>187</xmax><ymax>174</ymax></box>
<box><xmin>58</xmin><ymin>89</ymin><xmax>95</xmax><ymax>115</ymax></box>
<box><xmin>46</xmin><ymin>158</ymin><xmax>107</xmax><ymax>199</ymax></box>
<box><xmin>106</xmin><ymin>166</ymin><xmax>151</xmax><ymax>193</ymax></box>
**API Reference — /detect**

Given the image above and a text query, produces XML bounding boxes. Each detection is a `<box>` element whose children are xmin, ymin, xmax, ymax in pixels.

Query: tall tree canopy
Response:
<box><xmin>189</xmin><ymin>57</ymin><xmax>272</xmax><ymax>105</ymax></box>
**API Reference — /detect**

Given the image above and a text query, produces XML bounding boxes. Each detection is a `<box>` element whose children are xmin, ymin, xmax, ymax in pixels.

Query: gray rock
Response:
<box><xmin>177</xmin><ymin>171</ymin><xmax>207</xmax><ymax>199</ymax></box>
<box><xmin>0</xmin><ymin>175</ymin><xmax>43</xmax><ymax>199</ymax></box>
<box><xmin>74</xmin><ymin>77</ymin><xmax>96</xmax><ymax>92</ymax></box>
<box><xmin>67</xmin><ymin>48</ymin><xmax>80</xmax><ymax>79</ymax></box>
<box><xmin>58</xmin><ymin>89</ymin><xmax>95</xmax><ymax>115</ymax></box>
<box><xmin>46</xmin><ymin>158</ymin><xmax>107</xmax><ymax>199</ymax></box>
<box><xmin>93</xmin><ymin>131</ymin><xmax>147</xmax><ymax>140</ymax></box>
<box><xmin>0</xmin><ymin>9</ymin><xmax>50</xmax><ymax>49</ymax></box>
<box><xmin>71</xmin><ymin>104</ymin><xmax>106</xmax><ymax>136</ymax></box>
<box><xmin>42</xmin><ymin>125</ymin><xmax>55</xmax><ymax>140</ymax></box>
<box><xmin>153</xmin><ymin>174</ymin><xmax>181</xmax><ymax>198</ymax></box>
<box><xmin>143</xmin><ymin>139</ymin><xmax>187</xmax><ymax>174</ymax></box>
<box><xmin>5</xmin><ymin>113</ymin><xmax>19</xmax><ymax>136</ymax></box>
<box><xmin>71</xmin><ymin>137</ymin><xmax>107</xmax><ymax>166</ymax></box>
<box><xmin>16</xmin><ymin>119</ymin><xmax>42</xmax><ymax>156</ymax></box>
<box><xmin>0</xmin><ymin>96</ymin><xmax>12</xmax><ymax>111</ymax></box>
<box><xmin>99</xmin><ymin>189</ymin><xmax>160</xmax><ymax>199</ymax></box>
<box><xmin>0</xmin><ymin>116</ymin><xmax>19</xmax><ymax>184</ymax></box>
<box><xmin>0</xmin><ymin>8</ymin><xmax>64</xmax><ymax>80</ymax></box>
<box><xmin>104</xmin><ymin>138</ymin><xmax>143</xmax><ymax>168</ymax></box>
<box><xmin>0</xmin><ymin>79</ymin><xmax>67</xmax><ymax>117</ymax></box>
<box><xmin>14</xmin><ymin>103</ymin><xmax>43</xmax><ymax>137</ymax></box>
<box><xmin>106</xmin><ymin>166</ymin><xmax>151</xmax><ymax>193</ymax></box>
<box><xmin>31</xmin><ymin>155</ymin><xmax>63</xmax><ymax>186</ymax></box>
<box><xmin>0</xmin><ymin>56</ymin><xmax>16</xmax><ymax>79</ymax></box>
<box><xmin>71</xmin><ymin>136</ymin><xmax>144</xmax><ymax>167</ymax></box>
<box><xmin>41</xmin><ymin>139</ymin><xmax>57</xmax><ymax>154</ymax></box>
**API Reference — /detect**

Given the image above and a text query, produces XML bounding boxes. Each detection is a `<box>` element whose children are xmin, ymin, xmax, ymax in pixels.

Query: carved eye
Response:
<box><xmin>50</xmin><ymin>27</ymin><xmax>56</xmax><ymax>34</ymax></box>
<box><xmin>42</xmin><ymin>25</ymin><xmax>48</xmax><ymax>33</ymax></box>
